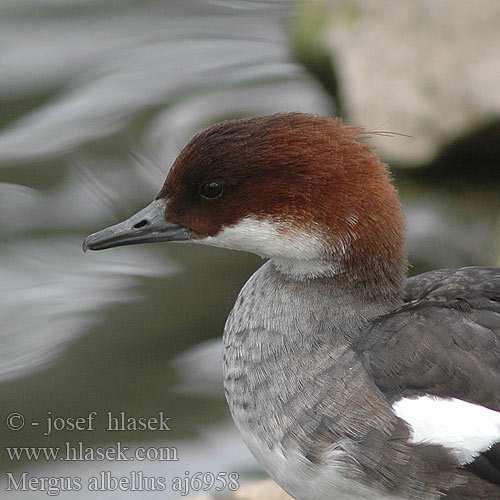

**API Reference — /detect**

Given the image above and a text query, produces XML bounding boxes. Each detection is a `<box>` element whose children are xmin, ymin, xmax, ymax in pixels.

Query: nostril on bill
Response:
<box><xmin>133</xmin><ymin>219</ymin><xmax>148</xmax><ymax>229</ymax></box>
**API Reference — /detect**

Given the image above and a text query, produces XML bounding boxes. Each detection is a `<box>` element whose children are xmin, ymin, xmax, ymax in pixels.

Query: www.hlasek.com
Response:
<box><xmin>5</xmin><ymin>471</ymin><xmax>240</xmax><ymax>496</ymax></box>
<box><xmin>6</xmin><ymin>441</ymin><xmax>178</xmax><ymax>462</ymax></box>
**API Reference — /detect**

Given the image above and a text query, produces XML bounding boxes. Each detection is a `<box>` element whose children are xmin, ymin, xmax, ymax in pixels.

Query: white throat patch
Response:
<box><xmin>194</xmin><ymin>215</ymin><xmax>343</xmax><ymax>278</ymax></box>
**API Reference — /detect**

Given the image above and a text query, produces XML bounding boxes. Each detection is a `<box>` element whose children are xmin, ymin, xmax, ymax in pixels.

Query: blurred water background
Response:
<box><xmin>0</xmin><ymin>0</ymin><xmax>499</xmax><ymax>498</ymax></box>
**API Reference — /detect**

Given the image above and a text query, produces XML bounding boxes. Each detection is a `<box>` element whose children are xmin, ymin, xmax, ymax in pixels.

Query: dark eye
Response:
<box><xmin>200</xmin><ymin>181</ymin><xmax>223</xmax><ymax>200</ymax></box>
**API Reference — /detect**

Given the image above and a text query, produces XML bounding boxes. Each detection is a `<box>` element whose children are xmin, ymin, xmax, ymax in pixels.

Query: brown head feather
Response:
<box><xmin>157</xmin><ymin>113</ymin><xmax>407</xmax><ymax>296</ymax></box>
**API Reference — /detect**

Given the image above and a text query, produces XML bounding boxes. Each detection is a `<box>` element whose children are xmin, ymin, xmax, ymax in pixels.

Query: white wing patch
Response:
<box><xmin>393</xmin><ymin>395</ymin><xmax>500</xmax><ymax>465</ymax></box>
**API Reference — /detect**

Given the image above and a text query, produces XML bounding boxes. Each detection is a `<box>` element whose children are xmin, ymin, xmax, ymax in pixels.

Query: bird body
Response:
<box><xmin>84</xmin><ymin>113</ymin><xmax>500</xmax><ymax>499</ymax></box>
<box><xmin>224</xmin><ymin>262</ymin><xmax>500</xmax><ymax>499</ymax></box>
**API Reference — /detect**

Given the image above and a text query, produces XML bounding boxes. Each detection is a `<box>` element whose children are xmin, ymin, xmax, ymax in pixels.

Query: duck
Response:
<box><xmin>83</xmin><ymin>113</ymin><xmax>500</xmax><ymax>499</ymax></box>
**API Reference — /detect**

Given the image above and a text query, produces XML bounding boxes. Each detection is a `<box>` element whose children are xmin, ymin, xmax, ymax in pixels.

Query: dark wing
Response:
<box><xmin>357</xmin><ymin>266</ymin><xmax>500</xmax><ymax>410</ymax></box>
<box><xmin>354</xmin><ymin>267</ymin><xmax>500</xmax><ymax>488</ymax></box>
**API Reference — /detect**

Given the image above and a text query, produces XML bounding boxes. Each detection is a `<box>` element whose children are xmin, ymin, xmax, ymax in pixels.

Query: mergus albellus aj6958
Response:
<box><xmin>83</xmin><ymin>113</ymin><xmax>500</xmax><ymax>499</ymax></box>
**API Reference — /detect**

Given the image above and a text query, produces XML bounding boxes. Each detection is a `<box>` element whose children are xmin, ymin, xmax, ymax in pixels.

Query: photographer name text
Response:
<box><xmin>6</xmin><ymin>411</ymin><xmax>172</xmax><ymax>436</ymax></box>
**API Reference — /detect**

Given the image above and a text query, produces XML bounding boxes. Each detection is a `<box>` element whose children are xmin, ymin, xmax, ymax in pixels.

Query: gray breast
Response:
<box><xmin>221</xmin><ymin>262</ymin><xmax>477</xmax><ymax>500</ymax></box>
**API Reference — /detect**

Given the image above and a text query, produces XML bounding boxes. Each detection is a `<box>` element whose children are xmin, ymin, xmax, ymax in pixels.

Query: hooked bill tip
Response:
<box><xmin>82</xmin><ymin>233</ymin><xmax>99</xmax><ymax>252</ymax></box>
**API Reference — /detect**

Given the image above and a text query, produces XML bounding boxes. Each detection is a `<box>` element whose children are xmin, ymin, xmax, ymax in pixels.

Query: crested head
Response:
<box><xmin>156</xmin><ymin>113</ymin><xmax>407</xmax><ymax>294</ymax></box>
<box><xmin>84</xmin><ymin>112</ymin><xmax>407</xmax><ymax>300</ymax></box>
